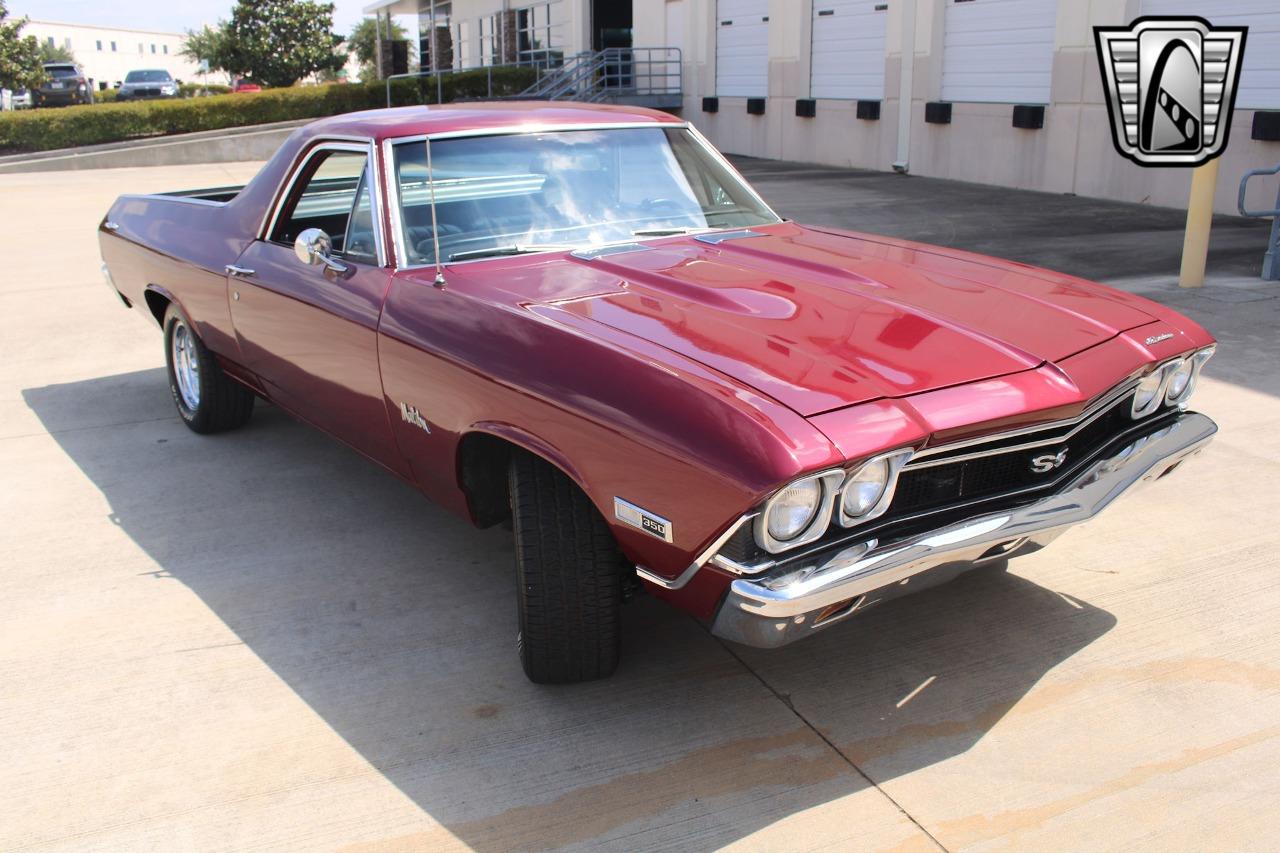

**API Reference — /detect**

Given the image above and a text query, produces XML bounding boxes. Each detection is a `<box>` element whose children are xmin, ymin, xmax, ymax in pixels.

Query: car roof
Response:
<box><xmin>298</xmin><ymin>102</ymin><xmax>684</xmax><ymax>144</ymax></box>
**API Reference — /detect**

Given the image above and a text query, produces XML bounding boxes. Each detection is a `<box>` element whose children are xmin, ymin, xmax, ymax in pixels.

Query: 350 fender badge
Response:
<box><xmin>1145</xmin><ymin>332</ymin><xmax>1175</xmax><ymax>346</ymax></box>
<box><xmin>614</xmin><ymin>498</ymin><xmax>674</xmax><ymax>543</ymax></box>
<box><xmin>398</xmin><ymin>402</ymin><xmax>430</xmax><ymax>433</ymax></box>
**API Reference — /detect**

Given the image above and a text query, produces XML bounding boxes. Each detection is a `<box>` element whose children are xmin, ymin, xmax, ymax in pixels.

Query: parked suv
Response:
<box><xmin>116</xmin><ymin>69</ymin><xmax>179</xmax><ymax>101</ymax></box>
<box><xmin>34</xmin><ymin>63</ymin><xmax>94</xmax><ymax>107</ymax></box>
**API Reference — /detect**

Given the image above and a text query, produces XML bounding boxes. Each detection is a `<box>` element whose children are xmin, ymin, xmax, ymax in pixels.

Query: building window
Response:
<box><xmin>139</xmin><ymin>43</ymin><xmax>144</xmax><ymax>54</ymax></box>
<box><xmin>151</xmin><ymin>44</ymin><xmax>157</xmax><ymax>54</ymax></box>
<box><xmin>96</xmin><ymin>40</ymin><xmax>103</xmax><ymax>51</ymax></box>
<box><xmin>65</xmin><ymin>37</ymin><xmax>72</xmax><ymax>49</ymax></box>
<box><xmin>163</xmin><ymin>45</ymin><xmax>168</xmax><ymax>55</ymax></box>
<box><xmin>515</xmin><ymin>3</ymin><xmax>556</xmax><ymax>65</ymax></box>
<box><xmin>111</xmin><ymin>41</ymin><xmax>117</xmax><ymax>52</ymax></box>
<box><xmin>47</xmin><ymin>37</ymin><xmax>55</xmax><ymax>47</ymax></box>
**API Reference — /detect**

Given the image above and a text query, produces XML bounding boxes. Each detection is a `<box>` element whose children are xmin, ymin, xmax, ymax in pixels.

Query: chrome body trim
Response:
<box><xmin>907</xmin><ymin>377</ymin><xmax>1141</xmax><ymax>464</ymax></box>
<box><xmin>635</xmin><ymin>513</ymin><xmax>756</xmax><ymax>590</ymax></box>
<box><xmin>711</xmin><ymin>412</ymin><xmax>1217</xmax><ymax>648</ymax></box>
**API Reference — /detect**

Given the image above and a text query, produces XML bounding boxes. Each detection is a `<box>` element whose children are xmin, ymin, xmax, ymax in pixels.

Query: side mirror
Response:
<box><xmin>293</xmin><ymin>227</ymin><xmax>349</xmax><ymax>274</ymax></box>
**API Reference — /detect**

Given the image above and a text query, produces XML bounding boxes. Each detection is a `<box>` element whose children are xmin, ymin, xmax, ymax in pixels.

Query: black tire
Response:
<box><xmin>509</xmin><ymin>452</ymin><xmax>623</xmax><ymax>684</ymax></box>
<box><xmin>163</xmin><ymin>304</ymin><xmax>254</xmax><ymax>434</ymax></box>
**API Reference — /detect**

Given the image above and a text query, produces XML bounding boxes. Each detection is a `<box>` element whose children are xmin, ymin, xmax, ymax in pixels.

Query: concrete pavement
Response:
<box><xmin>2</xmin><ymin>161</ymin><xmax>1279</xmax><ymax>851</ymax></box>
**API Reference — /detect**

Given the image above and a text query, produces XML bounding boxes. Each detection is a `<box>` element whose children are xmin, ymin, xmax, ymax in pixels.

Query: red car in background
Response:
<box><xmin>97</xmin><ymin>104</ymin><xmax>1218</xmax><ymax>683</ymax></box>
<box><xmin>232</xmin><ymin>78</ymin><xmax>262</xmax><ymax>93</ymax></box>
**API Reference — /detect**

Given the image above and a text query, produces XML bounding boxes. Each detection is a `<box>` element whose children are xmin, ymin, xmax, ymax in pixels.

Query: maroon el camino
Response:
<box><xmin>98</xmin><ymin>103</ymin><xmax>1217</xmax><ymax>683</ymax></box>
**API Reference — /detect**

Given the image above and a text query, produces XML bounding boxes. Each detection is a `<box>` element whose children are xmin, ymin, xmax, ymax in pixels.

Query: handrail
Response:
<box><xmin>384</xmin><ymin>58</ymin><xmax>555</xmax><ymax>108</ymax></box>
<box><xmin>1238</xmin><ymin>163</ymin><xmax>1280</xmax><ymax>218</ymax></box>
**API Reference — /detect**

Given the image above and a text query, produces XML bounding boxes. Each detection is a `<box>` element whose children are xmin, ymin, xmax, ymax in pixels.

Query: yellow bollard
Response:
<box><xmin>1179</xmin><ymin>158</ymin><xmax>1221</xmax><ymax>288</ymax></box>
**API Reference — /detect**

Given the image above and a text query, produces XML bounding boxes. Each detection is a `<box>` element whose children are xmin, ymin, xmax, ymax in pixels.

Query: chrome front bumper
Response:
<box><xmin>711</xmin><ymin>412</ymin><xmax>1217</xmax><ymax>649</ymax></box>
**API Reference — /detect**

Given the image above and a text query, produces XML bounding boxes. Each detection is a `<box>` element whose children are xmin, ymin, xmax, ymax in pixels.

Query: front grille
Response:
<box><xmin>889</xmin><ymin>398</ymin><xmax>1134</xmax><ymax>517</ymax></box>
<box><xmin>713</xmin><ymin>389</ymin><xmax>1148</xmax><ymax>572</ymax></box>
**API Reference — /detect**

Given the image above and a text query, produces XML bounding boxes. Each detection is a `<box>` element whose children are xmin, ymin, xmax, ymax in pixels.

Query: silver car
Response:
<box><xmin>116</xmin><ymin>69</ymin><xmax>179</xmax><ymax>101</ymax></box>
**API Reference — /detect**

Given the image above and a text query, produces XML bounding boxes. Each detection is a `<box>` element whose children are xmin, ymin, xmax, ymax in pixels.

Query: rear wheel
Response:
<box><xmin>163</xmin><ymin>304</ymin><xmax>254</xmax><ymax>434</ymax></box>
<box><xmin>509</xmin><ymin>452</ymin><xmax>623</xmax><ymax>684</ymax></box>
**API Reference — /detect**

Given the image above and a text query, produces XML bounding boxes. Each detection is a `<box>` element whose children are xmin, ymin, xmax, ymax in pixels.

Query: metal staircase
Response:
<box><xmin>518</xmin><ymin>48</ymin><xmax>683</xmax><ymax>110</ymax></box>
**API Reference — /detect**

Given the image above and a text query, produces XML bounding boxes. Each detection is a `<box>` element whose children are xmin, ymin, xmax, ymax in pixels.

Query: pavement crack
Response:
<box><xmin>708</xmin><ymin>629</ymin><xmax>951</xmax><ymax>853</ymax></box>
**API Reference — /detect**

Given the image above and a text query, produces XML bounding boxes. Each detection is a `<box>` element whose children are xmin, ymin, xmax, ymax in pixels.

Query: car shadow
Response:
<box><xmin>23</xmin><ymin>368</ymin><xmax>1116</xmax><ymax>849</ymax></box>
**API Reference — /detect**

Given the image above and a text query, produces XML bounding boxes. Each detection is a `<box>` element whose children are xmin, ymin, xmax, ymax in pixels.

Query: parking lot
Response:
<box><xmin>3</xmin><ymin>159</ymin><xmax>1279</xmax><ymax>851</ymax></box>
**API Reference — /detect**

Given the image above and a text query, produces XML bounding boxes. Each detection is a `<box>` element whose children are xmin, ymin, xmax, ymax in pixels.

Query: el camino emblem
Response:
<box><xmin>1030</xmin><ymin>449</ymin><xmax>1069</xmax><ymax>474</ymax></box>
<box><xmin>398</xmin><ymin>402</ymin><xmax>430</xmax><ymax>433</ymax></box>
<box><xmin>1145</xmin><ymin>332</ymin><xmax>1175</xmax><ymax>346</ymax></box>
<box><xmin>614</xmin><ymin>498</ymin><xmax>674</xmax><ymax>543</ymax></box>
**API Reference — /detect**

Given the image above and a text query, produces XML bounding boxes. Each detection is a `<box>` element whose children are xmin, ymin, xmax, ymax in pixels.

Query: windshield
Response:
<box><xmin>125</xmin><ymin>70</ymin><xmax>172</xmax><ymax>83</ymax></box>
<box><xmin>45</xmin><ymin>66</ymin><xmax>78</xmax><ymax>78</ymax></box>
<box><xmin>392</xmin><ymin>127</ymin><xmax>779</xmax><ymax>265</ymax></box>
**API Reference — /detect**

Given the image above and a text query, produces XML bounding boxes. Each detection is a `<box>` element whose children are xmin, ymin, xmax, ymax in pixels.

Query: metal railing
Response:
<box><xmin>519</xmin><ymin>47</ymin><xmax>682</xmax><ymax>105</ymax></box>
<box><xmin>384</xmin><ymin>56</ymin><xmax>558</xmax><ymax>108</ymax></box>
<box><xmin>1238</xmin><ymin>163</ymin><xmax>1280</xmax><ymax>281</ymax></box>
<box><xmin>383</xmin><ymin>46</ymin><xmax>683</xmax><ymax>109</ymax></box>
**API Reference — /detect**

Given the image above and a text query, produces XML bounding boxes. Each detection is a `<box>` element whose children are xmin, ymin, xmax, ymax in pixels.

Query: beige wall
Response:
<box><xmin>23</xmin><ymin>20</ymin><xmax>218</xmax><ymax>88</ymax></box>
<box><xmin>645</xmin><ymin>0</ymin><xmax>1280</xmax><ymax>216</ymax></box>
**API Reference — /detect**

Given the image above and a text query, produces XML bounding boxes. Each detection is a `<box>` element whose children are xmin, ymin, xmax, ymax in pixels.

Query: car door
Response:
<box><xmin>228</xmin><ymin>141</ymin><xmax>408</xmax><ymax>477</ymax></box>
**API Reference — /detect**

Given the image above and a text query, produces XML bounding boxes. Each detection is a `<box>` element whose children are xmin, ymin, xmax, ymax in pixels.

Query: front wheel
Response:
<box><xmin>163</xmin><ymin>305</ymin><xmax>254</xmax><ymax>434</ymax></box>
<box><xmin>509</xmin><ymin>452</ymin><xmax>624</xmax><ymax>684</ymax></box>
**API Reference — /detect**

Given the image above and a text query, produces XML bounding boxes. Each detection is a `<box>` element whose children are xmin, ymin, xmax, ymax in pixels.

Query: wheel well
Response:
<box><xmin>457</xmin><ymin>433</ymin><xmax>517</xmax><ymax>529</ymax></box>
<box><xmin>143</xmin><ymin>289</ymin><xmax>170</xmax><ymax>328</ymax></box>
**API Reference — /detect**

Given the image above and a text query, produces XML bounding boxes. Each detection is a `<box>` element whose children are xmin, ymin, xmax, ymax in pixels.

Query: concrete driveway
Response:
<box><xmin>3</xmin><ymin>161</ymin><xmax>1279</xmax><ymax>852</ymax></box>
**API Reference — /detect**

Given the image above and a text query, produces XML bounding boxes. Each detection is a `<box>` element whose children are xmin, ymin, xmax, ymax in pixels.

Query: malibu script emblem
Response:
<box><xmin>1030</xmin><ymin>449</ymin><xmax>1069</xmax><ymax>474</ymax></box>
<box><xmin>398</xmin><ymin>401</ymin><xmax>431</xmax><ymax>433</ymax></box>
<box><xmin>1094</xmin><ymin>17</ymin><xmax>1247</xmax><ymax>167</ymax></box>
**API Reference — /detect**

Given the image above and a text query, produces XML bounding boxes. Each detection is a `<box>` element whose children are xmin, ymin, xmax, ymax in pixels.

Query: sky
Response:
<box><xmin>12</xmin><ymin>0</ymin><xmax>379</xmax><ymax>37</ymax></box>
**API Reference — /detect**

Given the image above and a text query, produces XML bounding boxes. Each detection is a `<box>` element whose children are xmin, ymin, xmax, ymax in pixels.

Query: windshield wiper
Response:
<box><xmin>630</xmin><ymin>227</ymin><xmax>711</xmax><ymax>237</ymax></box>
<box><xmin>447</xmin><ymin>243</ymin><xmax>575</xmax><ymax>262</ymax></box>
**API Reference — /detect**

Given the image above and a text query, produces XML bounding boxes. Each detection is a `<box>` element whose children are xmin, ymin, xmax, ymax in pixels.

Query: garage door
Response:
<box><xmin>810</xmin><ymin>1</ymin><xmax>888</xmax><ymax>100</ymax></box>
<box><xmin>716</xmin><ymin>0</ymin><xmax>769</xmax><ymax>97</ymax></box>
<box><xmin>1140</xmin><ymin>0</ymin><xmax>1280</xmax><ymax>109</ymax></box>
<box><xmin>941</xmin><ymin>0</ymin><xmax>1056</xmax><ymax>104</ymax></box>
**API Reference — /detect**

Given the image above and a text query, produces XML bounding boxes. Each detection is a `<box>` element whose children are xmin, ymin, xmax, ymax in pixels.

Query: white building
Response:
<box><xmin>362</xmin><ymin>0</ymin><xmax>1280</xmax><ymax>216</ymax></box>
<box><xmin>21</xmin><ymin>20</ymin><xmax>221</xmax><ymax>89</ymax></box>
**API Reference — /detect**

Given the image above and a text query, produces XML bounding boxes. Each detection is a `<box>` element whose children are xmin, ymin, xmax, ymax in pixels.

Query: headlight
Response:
<box><xmin>842</xmin><ymin>459</ymin><xmax>888</xmax><ymax>518</ymax></box>
<box><xmin>837</xmin><ymin>448</ymin><xmax>913</xmax><ymax>527</ymax></box>
<box><xmin>1163</xmin><ymin>358</ymin><xmax>1193</xmax><ymax>402</ymax></box>
<box><xmin>1169</xmin><ymin>346</ymin><xmax>1215</xmax><ymax>406</ymax></box>
<box><xmin>766</xmin><ymin>480</ymin><xmax>822</xmax><ymax>542</ymax></box>
<box><xmin>755</xmin><ymin>469</ymin><xmax>844</xmax><ymax>554</ymax></box>
<box><xmin>1132</xmin><ymin>369</ymin><xmax>1165</xmax><ymax>418</ymax></box>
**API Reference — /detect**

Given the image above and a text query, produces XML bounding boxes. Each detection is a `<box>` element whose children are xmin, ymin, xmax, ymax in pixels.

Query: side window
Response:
<box><xmin>343</xmin><ymin>171</ymin><xmax>378</xmax><ymax>264</ymax></box>
<box><xmin>269</xmin><ymin>149</ymin><xmax>370</xmax><ymax>259</ymax></box>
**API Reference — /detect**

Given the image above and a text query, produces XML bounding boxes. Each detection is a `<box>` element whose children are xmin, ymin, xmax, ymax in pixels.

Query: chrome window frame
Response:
<box><xmin>258</xmin><ymin>137</ymin><xmax>387</xmax><ymax>269</ymax></box>
<box><xmin>379</xmin><ymin>121</ymin><xmax>784</xmax><ymax>272</ymax></box>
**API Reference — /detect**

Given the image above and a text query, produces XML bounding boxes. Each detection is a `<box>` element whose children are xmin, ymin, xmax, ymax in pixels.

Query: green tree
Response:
<box><xmin>38</xmin><ymin>42</ymin><xmax>75</xmax><ymax>64</ymax></box>
<box><xmin>349</xmin><ymin>16</ymin><xmax>406</xmax><ymax>81</ymax></box>
<box><xmin>0</xmin><ymin>0</ymin><xmax>43</xmax><ymax>91</ymax></box>
<box><xmin>219</xmin><ymin>0</ymin><xmax>345</xmax><ymax>88</ymax></box>
<box><xmin>180</xmin><ymin>24</ymin><xmax>227</xmax><ymax>72</ymax></box>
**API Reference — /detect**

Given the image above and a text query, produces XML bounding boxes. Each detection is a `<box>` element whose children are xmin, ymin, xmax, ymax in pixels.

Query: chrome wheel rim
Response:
<box><xmin>171</xmin><ymin>321</ymin><xmax>200</xmax><ymax>410</ymax></box>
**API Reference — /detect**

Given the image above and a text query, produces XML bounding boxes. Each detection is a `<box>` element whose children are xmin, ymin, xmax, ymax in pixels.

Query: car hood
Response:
<box><xmin>529</xmin><ymin>222</ymin><xmax>1160</xmax><ymax>417</ymax></box>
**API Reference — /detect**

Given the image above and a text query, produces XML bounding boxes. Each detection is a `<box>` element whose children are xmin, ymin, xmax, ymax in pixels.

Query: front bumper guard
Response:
<box><xmin>711</xmin><ymin>412</ymin><xmax>1217</xmax><ymax>649</ymax></box>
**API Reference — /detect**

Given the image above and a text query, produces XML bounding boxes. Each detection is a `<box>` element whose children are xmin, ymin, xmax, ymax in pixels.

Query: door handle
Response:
<box><xmin>225</xmin><ymin>265</ymin><xmax>255</xmax><ymax>277</ymax></box>
<box><xmin>104</xmin><ymin>220</ymin><xmax>120</xmax><ymax>231</ymax></box>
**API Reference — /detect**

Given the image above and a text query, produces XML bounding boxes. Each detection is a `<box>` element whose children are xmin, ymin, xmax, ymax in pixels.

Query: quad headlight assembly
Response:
<box><xmin>755</xmin><ymin>448</ymin><xmax>914</xmax><ymax>554</ymax></box>
<box><xmin>1131</xmin><ymin>346</ymin><xmax>1215</xmax><ymax>418</ymax></box>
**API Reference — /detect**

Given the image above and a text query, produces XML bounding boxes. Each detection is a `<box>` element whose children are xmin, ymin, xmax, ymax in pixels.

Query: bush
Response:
<box><xmin>0</xmin><ymin>67</ymin><xmax>537</xmax><ymax>153</ymax></box>
<box><xmin>179</xmin><ymin>83</ymin><xmax>233</xmax><ymax>98</ymax></box>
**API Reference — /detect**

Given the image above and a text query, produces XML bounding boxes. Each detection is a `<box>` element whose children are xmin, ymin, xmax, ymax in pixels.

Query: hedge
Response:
<box><xmin>0</xmin><ymin>67</ymin><xmax>537</xmax><ymax>154</ymax></box>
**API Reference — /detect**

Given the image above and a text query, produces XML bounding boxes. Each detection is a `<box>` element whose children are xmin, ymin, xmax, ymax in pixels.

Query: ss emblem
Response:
<box><xmin>1030</xmin><ymin>449</ymin><xmax>1068</xmax><ymax>474</ymax></box>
